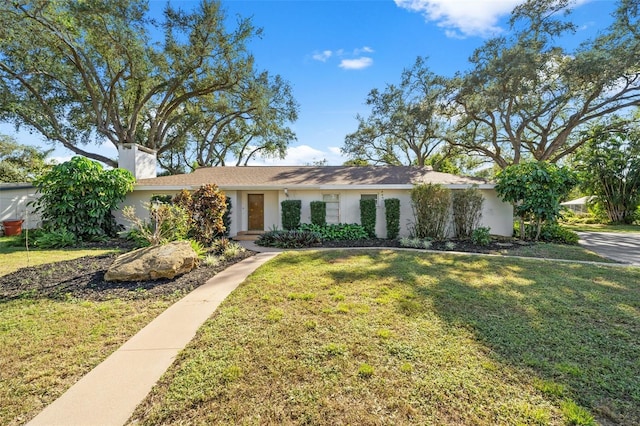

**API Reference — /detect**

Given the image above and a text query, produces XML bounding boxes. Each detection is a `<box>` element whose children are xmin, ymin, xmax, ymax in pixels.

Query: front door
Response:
<box><xmin>248</xmin><ymin>194</ymin><xmax>264</xmax><ymax>231</ymax></box>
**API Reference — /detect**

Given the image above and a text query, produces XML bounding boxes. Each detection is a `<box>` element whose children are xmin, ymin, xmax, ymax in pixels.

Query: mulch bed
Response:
<box><xmin>0</xmin><ymin>238</ymin><xmax>523</xmax><ymax>303</ymax></box>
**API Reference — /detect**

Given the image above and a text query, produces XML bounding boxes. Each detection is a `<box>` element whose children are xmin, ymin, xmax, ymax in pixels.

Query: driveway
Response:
<box><xmin>577</xmin><ymin>232</ymin><xmax>640</xmax><ymax>266</ymax></box>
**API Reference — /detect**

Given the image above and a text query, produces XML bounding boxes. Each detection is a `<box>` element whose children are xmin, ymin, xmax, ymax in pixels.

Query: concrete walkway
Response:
<box><xmin>578</xmin><ymin>231</ymin><xmax>640</xmax><ymax>266</ymax></box>
<box><xmin>27</xmin><ymin>252</ymin><xmax>280</xmax><ymax>426</ymax></box>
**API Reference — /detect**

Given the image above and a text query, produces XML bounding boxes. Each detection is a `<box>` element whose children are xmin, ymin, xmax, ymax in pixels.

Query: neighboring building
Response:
<box><xmin>561</xmin><ymin>196</ymin><xmax>595</xmax><ymax>214</ymax></box>
<box><xmin>119</xmin><ymin>166</ymin><xmax>514</xmax><ymax>238</ymax></box>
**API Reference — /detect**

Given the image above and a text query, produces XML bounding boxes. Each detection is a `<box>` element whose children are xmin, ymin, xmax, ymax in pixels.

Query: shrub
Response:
<box><xmin>471</xmin><ymin>227</ymin><xmax>491</xmax><ymax>246</ymax></box>
<box><xmin>384</xmin><ymin>198</ymin><xmax>400</xmax><ymax>239</ymax></box>
<box><xmin>174</xmin><ymin>184</ymin><xmax>226</xmax><ymax>245</ymax></box>
<box><xmin>515</xmin><ymin>222</ymin><xmax>579</xmax><ymax>245</ymax></box>
<box><xmin>360</xmin><ymin>198</ymin><xmax>377</xmax><ymax>238</ymax></box>
<box><xmin>33</xmin><ymin>229</ymin><xmax>77</xmax><ymax>248</ymax></box>
<box><xmin>310</xmin><ymin>201</ymin><xmax>326</xmax><ymax>226</ymax></box>
<box><xmin>123</xmin><ymin>202</ymin><xmax>190</xmax><ymax>246</ymax></box>
<box><xmin>452</xmin><ymin>187</ymin><xmax>484</xmax><ymax>238</ymax></box>
<box><xmin>32</xmin><ymin>156</ymin><xmax>135</xmax><ymax>241</ymax></box>
<box><xmin>189</xmin><ymin>239</ymin><xmax>206</xmax><ymax>259</ymax></box>
<box><xmin>410</xmin><ymin>183</ymin><xmax>451</xmax><ymax>240</ymax></box>
<box><xmin>299</xmin><ymin>223</ymin><xmax>369</xmax><ymax>241</ymax></box>
<box><xmin>281</xmin><ymin>200</ymin><xmax>302</xmax><ymax>230</ymax></box>
<box><xmin>222</xmin><ymin>196</ymin><xmax>232</xmax><ymax>237</ymax></box>
<box><xmin>256</xmin><ymin>230</ymin><xmax>321</xmax><ymax>248</ymax></box>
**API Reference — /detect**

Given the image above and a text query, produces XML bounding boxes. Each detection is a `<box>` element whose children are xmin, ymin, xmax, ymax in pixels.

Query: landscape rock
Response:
<box><xmin>105</xmin><ymin>241</ymin><xmax>198</xmax><ymax>282</ymax></box>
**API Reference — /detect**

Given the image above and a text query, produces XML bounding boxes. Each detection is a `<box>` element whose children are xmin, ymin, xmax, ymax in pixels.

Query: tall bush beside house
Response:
<box><xmin>452</xmin><ymin>186</ymin><xmax>484</xmax><ymax>238</ymax></box>
<box><xmin>360</xmin><ymin>198</ymin><xmax>377</xmax><ymax>238</ymax></box>
<box><xmin>410</xmin><ymin>184</ymin><xmax>451</xmax><ymax>240</ymax></box>
<box><xmin>32</xmin><ymin>156</ymin><xmax>135</xmax><ymax>241</ymax></box>
<box><xmin>495</xmin><ymin>161</ymin><xmax>577</xmax><ymax>240</ymax></box>
<box><xmin>384</xmin><ymin>198</ymin><xmax>400</xmax><ymax>239</ymax></box>
<box><xmin>310</xmin><ymin>201</ymin><xmax>326</xmax><ymax>226</ymax></box>
<box><xmin>222</xmin><ymin>196</ymin><xmax>232</xmax><ymax>237</ymax></box>
<box><xmin>281</xmin><ymin>200</ymin><xmax>301</xmax><ymax>230</ymax></box>
<box><xmin>173</xmin><ymin>184</ymin><xmax>226</xmax><ymax>245</ymax></box>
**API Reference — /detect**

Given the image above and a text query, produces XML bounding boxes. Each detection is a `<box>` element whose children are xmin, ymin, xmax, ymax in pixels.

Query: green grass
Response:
<box><xmin>131</xmin><ymin>250</ymin><xmax>640</xmax><ymax>425</ymax></box>
<box><xmin>0</xmin><ymin>236</ymin><xmax>119</xmax><ymax>276</ymax></box>
<box><xmin>499</xmin><ymin>242</ymin><xmax>617</xmax><ymax>263</ymax></box>
<box><xmin>562</xmin><ymin>223</ymin><xmax>640</xmax><ymax>233</ymax></box>
<box><xmin>0</xmin><ymin>297</ymin><xmax>176</xmax><ymax>425</ymax></box>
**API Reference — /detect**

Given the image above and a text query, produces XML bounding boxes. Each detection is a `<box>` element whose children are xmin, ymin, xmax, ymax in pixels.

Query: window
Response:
<box><xmin>323</xmin><ymin>194</ymin><xmax>340</xmax><ymax>224</ymax></box>
<box><xmin>360</xmin><ymin>194</ymin><xmax>378</xmax><ymax>204</ymax></box>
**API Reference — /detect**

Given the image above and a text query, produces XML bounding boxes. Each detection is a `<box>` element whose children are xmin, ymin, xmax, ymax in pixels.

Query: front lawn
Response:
<box><xmin>131</xmin><ymin>250</ymin><xmax>640</xmax><ymax>425</ymax></box>
<box><xmin>562</xmin><ymin>223</ymin><xmax>640</xmax><ymax>233</ymax></box>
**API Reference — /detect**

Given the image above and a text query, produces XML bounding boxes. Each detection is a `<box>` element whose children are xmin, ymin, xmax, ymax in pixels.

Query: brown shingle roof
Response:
<box><xmin>136</xmin><ymin>166</ymin><xmax>487</xmax><ymax>189</ymax></box>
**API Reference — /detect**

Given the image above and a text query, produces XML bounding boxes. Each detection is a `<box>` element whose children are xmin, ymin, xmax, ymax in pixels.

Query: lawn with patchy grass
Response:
<box><xmin>562</xmin><ymin>223</ymin><xmax>640</xmax><ymax>233</ymax></box>
<box><xmin>0</xmin><ymin>236</ymin><xmax>119</xmax><ymax>276</ymax></box>
<box><xmin>131</xmin><ymin>250</ymin><xmax>640</xmax><ymax>425</ymax></box>
<box><xmin>0</xmin><ymin>297</ymin><xmax>174</xmax><ymax>425</ymax></box>
<box><xmin>499</xmin><ymin>242</ymin><xmax>617</xmax><ymax>263</ymax></box>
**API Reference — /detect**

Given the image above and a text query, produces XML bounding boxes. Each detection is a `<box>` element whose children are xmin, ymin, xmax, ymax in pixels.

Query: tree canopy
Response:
<box><xmin>0</xmin><ymin>0</ymin><xmax>297</xmax><ymax>170</ymax></box>
<box><xmin>449</xmin><ymin>0</ymin><xmax>640</xmax><ymax>168</ymax></box>
<box><xmin>0</xmin><ymin>134</ymin><xmax>52</xmax><ymax>183</ymax></box>
<box><xmin>574</xmin><ymin>117</ymin><xmax>640</xmax><ymax>224</ymax></box>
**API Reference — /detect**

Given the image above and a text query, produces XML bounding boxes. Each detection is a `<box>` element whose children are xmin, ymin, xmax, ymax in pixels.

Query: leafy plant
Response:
<box><xmin>515</xmin><ymin>223</ymin><xmax>579</xmax><ymax>245</ymax></box>
<box><xmin>33</xmin><ymin>229</ymin><xmax>77</xmax><ymax>248</ymax></box>
<box><xmin>495</xmin><ymin>161</ymin><xmax>577</xmax><ymax>240</ymax></box>
<box><xmin>32</xmin><ymin>156</ymin><xmax>135</xmax><ymax>241</ymax></box>
<box><xmin>360</xmin><ymin>198</ymin><xmax>377</xmax><ymax>238</ymax></box>
<box><xmin>299</xmin><ymin>223</ymin><xmax>369</xmax><ymax>241</ymax></box>
<box><xmin>452</xmin><ymin>186</ymin><xmax>484</xmax><ymax>238</ymax></box>
<box><xmin>410</xmin><ymin>183</ymin><xmax>451</xmax><ymax>240</ymax></box>
<box><xmin>471</xmin><ymin>227</ymin><xmax>491</xmax><ymax>246</ymax></box>
<box><xmin>281</xmin><ymin>200</ymin><xmax>301</xmax><ymax>230</ymax></box>
<box><xmin>310</xmin><ymin>201</ymin><xmax>326</xmax><ymax>226</ymax></box>
<box><xmin>256</xmin><ymin>230</ymin><xmax>321</xmax><ymax>248</ymax></box>
<box><xmin>122</xmin><ymin>202</ymin><xmax>190</xmax><ymax>246</ymax></box>
<box><xmin>173</xmin><ymin>184</ymin><xmax>227</xmax><ymax>245</ymax></box>
<box><xmin>189</xmin><ymin>240</ymin><xmax>206</xmax><ymax>259</ymax></box>
<box><xmin>384</xmin><ymin>198</ymin><xmax>400</xmax><ymax>239</ymax></box>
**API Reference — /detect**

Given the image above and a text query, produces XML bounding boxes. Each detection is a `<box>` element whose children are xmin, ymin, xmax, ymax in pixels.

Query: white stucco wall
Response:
<box><xmin>0</xmin><ymin>184</ymin><xmax>42</xmax><ymax>231</ymax></box>
<box><xmin>120</xmin><ymin>186</ymin><xmax>514</xmax><ymax>238</ymax></box>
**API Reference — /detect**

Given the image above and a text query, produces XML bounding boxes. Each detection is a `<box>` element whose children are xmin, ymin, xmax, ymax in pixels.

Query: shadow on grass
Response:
<box><xmin>320</xmin><ymin>250</ymin><xmax>640</xmax><ymax>425</ymax></box>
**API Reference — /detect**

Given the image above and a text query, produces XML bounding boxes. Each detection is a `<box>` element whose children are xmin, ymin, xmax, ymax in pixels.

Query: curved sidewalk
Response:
<box><xmin>28</xmin><ymin>252</ymin><xmax>280</xmax><ymax>426</ymax></box>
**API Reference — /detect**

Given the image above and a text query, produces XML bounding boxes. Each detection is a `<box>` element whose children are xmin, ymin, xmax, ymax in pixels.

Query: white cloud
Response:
<box><xmin>248</xmin><ymin>144</ymin><xmax>347</xmax><ymax>166</ymax></box>
<box><xmin>339</xmin><ymin>57</ymin><xmax>374</xmax><ymax>70</ymax></box>
<box><xmin>312</xmin><ymin>50</ymin><xmax>333</xmax><ymax>62</ymax></box>
<box><xmin>395</xmin><ymin>0</ymin><xmax>523</xmax><ymax>38</ymax></box>
<box><xmin>354</xmin><ymin>46</ymin><xmax>375</xmax><ymax>55</ymax></box>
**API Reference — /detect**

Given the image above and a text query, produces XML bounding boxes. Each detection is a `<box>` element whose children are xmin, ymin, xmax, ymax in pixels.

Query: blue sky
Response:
<box><xmin>0</xmin><ymin>0</ymin><xmax>618</xmax><ymax>166</ymax></box>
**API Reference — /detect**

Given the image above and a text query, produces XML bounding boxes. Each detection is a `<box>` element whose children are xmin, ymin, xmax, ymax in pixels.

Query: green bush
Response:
<box><xmin>410</xmin><ymin>183</ymin><xmax>451</xmax><ymax>240</ymax></box>
<box><xmin>452</xmin><ymin>187</ymin><xmax>484</xmax><ymax>238</ymax></box>
<box><xmin>173</xmin><ymin>184</ymin><xmax>227</xmax><ymax>245</ymax></box>
<box><xmin>515</xmin><ymin>222</ymin><xmax>579</xmax><ymax>245</ymax></box>
<box><xmin>299</xmin><ymin>223</ymin><xmax>369</xmax><ymax>241</ymax></box>
<box><xmin>384</xmin><ymin>198</ymin><xmax>400</xmax><ymax>239</ymax></box>
<box><xmin>310</xmin><ymin>201</ymin><xmax>326</xmax><ymax>226</ymax></box>
<box><xmin>33</xmin><ymin>229</ymin><xmax>77</xmax><ymax>248</ymax></box>
<box><xmin>360</xmin><ymin>198</ymin><xmax>377</xmax><ymax>238</ymax></box>
<box><xmin>222</xmin><ymin>196</ymin><xmax>232</xmax><ymax>237</ymax></box>
<box><xmin>32</xmin><ymin>156</ymin><xmax>135</xmax><ymax>241</ymax></box>
<box><xmin>471</xmin><ymin>227</ymin><xmax>491</xmax><ymax>246</ymax></box>
<box><xmin>256</xmin><ymin>230</ymin><xmax>322</xmax><ymax>248</ymax></box>
<box><xmin>122</xmin><ymin>202</ymin><xmax>190</xmax><ymax>247</ymax></box>
<box><xmin>281</xmin><ymin>200</ymin><xmax>302</xmax><ymax>230</ymax></box>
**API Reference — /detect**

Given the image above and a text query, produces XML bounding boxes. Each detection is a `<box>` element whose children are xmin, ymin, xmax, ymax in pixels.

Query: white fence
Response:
<box><xmin>0</xmin><ymin>184</ymin><xmax>41</xmax><ymax>234</ymax></box>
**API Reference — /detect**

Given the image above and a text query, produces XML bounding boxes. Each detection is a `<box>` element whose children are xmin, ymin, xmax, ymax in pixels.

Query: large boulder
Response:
<box><xmin>105</xmin><ymin>241</ymin><xmax>198</xmax><ymax>282</ymax></box>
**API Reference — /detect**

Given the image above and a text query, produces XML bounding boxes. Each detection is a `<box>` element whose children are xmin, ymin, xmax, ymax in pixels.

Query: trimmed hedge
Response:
<box><xmin>360</xmin><ymin>199</ymin><xmax>377</xmax><ymax>238</ymax></box>
<box><xmin>281</xmin><ymin>200</ymin><xmax>302</xmax><ymax>230</ymax></box>
<box><xmin>384</xmin><ymin>198</ymin><xmax>400</xmax><ymax>239</ymax></box>
<box><xmin>310</xmin><ymin>201</ymin><xmax>327</xmax><ymax>226</ymax></box>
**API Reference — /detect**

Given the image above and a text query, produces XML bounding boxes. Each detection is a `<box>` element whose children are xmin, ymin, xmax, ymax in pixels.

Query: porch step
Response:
<box><xmin>233</xmin><ymin>231</ymin><xmax>264</xmax><ymax>241</ymax></box>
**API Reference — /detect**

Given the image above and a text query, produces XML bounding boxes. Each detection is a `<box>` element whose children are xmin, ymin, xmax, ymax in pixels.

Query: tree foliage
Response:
<box><xmin>0</xmin><ymin>134</ymin><xmax>53</xmax><ymax>182</ymax></box>
<box><xmin>495</xmin><ymin>161</ymin><xmax>577</xmax><ymax>240</ymax></box>
<box><xmin>32</xmin><ymin>156</ymin><xmax>135</xmax><ymax>240</ymax></box>
<box><xmin>343</xmin><ymin>57</ymin><xmax>460</xmax><ymax>170</ymax></box>
<box><xmin>449</xmin><ymin>0</ymin><xmax>640</xmax><ymax>168</ymax></box>
<box><xmin>0</xmin><ymin>0</ymin><xmax>297</xmax><ymax>170</ymax></box>
<box><xmin>574</xmin><ymin>118</ymin><xmax>640</xmax><ymax>224</ymax></box>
